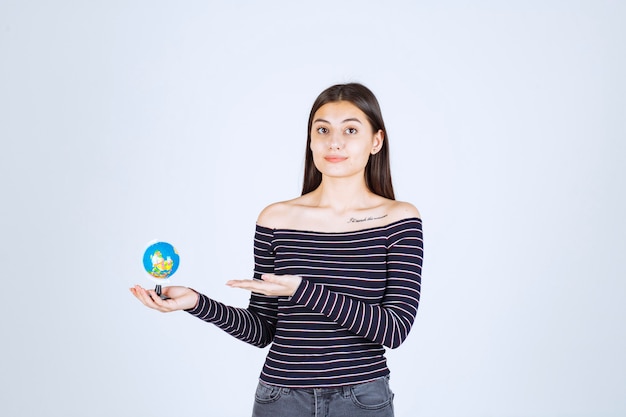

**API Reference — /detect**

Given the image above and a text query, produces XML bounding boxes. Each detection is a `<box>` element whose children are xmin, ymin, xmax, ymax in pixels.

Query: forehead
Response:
<box><xmin>313</xmin><ymin>101</ymin><xmax>367</xmax><ymax>122</ymax></box>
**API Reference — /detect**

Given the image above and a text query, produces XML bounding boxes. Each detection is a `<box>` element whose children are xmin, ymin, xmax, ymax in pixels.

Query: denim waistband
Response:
<box><xmin>259</xmin><ymin>375</ymin><xmax>390</xmax><ymax>396</ymax></box>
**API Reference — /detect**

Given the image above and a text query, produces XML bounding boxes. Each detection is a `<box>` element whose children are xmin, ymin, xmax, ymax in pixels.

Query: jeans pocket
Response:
<box><xmin>254</xmin><ymin>381</ymin><xmax>283</xmax><ymax>404</ymax></box>
<box><xmin>350</xmin><ymin>376</ymin><xmax>394</xmax><ymax>410</ymax></box>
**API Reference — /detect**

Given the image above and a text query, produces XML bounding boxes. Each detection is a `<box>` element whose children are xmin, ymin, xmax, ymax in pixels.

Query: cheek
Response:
<box><xmin>347</xmin><ymin>141</ymin><xmax>373</xmax><ymax>157</ymax></box>
<box><xmin>310</xmin><ymin>138</ymin><xmax>325</xmax><ymax>153</ymax></box>
<box><xmin>309</xmin><ymin>141</ymin><xmax>324</xmax><ymax>163</ymax></box>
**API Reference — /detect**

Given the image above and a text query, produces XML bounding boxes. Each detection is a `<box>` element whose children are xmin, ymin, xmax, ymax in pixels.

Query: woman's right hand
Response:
<box><xmin>129</xmin><ymin>285</ymin><xmax>199</xmax><ymax>312</ymax></box>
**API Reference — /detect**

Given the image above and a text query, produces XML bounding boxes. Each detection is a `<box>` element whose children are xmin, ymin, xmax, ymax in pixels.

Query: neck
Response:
<box><xmin>311</xmin><ymin>176</ymin><xmax>376</xmax><ymax>213</ymax></box>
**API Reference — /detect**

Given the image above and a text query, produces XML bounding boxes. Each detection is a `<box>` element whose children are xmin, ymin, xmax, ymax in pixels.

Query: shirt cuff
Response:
<box><xmin>185</xmin><ymin>291</ymin><xmax>208</xmax><ymax>316</ymax></box>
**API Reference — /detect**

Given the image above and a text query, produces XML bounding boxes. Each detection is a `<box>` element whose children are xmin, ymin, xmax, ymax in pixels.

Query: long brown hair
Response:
<box><xmin>301</xmin><ymin>83</ymin><xmax>395</xmax><ymax>199</ymax></box>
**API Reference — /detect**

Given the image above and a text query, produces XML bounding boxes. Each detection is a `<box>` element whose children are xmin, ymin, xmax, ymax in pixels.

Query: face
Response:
<box><xmin>310</xmin><ymin>101</ymin><xmax>384</xmax><ymax>181</ymax></box>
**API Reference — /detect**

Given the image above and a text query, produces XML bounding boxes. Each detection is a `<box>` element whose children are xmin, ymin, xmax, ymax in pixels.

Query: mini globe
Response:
<box><xmin>143</xmin><ymin>241</ymin><xmax>179</xmax><ymax>280</ymax></box>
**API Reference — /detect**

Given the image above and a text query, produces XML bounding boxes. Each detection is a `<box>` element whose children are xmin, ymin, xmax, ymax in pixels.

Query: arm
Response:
<box><xmin>289</xmin><ymin>218</ymin><xmax>423</xmax><ymax>349</ymax></box>
<box><xmin>184</xmin><ymin>226</ymin><xmax>279</xmax><ymax>348</ymax></box>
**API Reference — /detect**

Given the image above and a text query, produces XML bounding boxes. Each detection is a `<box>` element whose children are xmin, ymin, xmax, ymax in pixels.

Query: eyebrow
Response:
<box><xmin>313</xmin><ymin>117</ymin><xmax>363</xmax><ymax>124</ymax></box>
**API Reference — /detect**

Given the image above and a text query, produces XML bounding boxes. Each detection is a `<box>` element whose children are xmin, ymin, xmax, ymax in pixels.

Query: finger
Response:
<box><xmin>260</xmin><ymin>274</ymin><xmax>291</xmax><ymax>288</ymax></box>
<box><xmin>134</xmin><ymin>286</ymin><xmax>166</xmax><ymax>310</ymax></box>
<box><xmin>227</xmin><ymin>279</ymin><xmax>262</xmax><ymax>291</ymax></box>
<box><xmin>137</xmin><ymin>287</ymin><xmax>159</xmax><ymax>307</ymax></box>
<box><xmin>226</xmin><ymin>279</ymin><xmax>256</xmax><ymax>287</ymax></box>
<box><xmin>261</xmin><ymin>274</ymin><xmax>294</xmax><ymax>285</ymax></box>
<box><xmin>147</xmin><ymin>289</ymin><xmax>174</xmax><ymax>311</ymax></box>
<box><xmin>260</xmin><ymin>274</ymin><xmax>278</xmax><ymax>282</ymax></box>
<box><xmin>130</xmin><ymin>285</ymin><xmax>146</xmax><ymax>296</ymax></box>
<box><xmin>261</xmin><ymin>274</ymin><xmax>301</xmax><ymax>296</ymax></box>
<box><xmin>227</xmin><ymin>280</ymin><xmax>280</xmax><ymax>296</ymax></box>
<box><xmin>131</xmin><ymin>285</ymin><xmax>150</xmax><ymax>303</ymax></box>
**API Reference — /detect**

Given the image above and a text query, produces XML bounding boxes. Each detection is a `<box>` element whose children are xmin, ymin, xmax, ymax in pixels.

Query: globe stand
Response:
<box><xmin>155</xmin><ymin>285</ymin><xmax>170</xmax><ymax>300</ymax></box>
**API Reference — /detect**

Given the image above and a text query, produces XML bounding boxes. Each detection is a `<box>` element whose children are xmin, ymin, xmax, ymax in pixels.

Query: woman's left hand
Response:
<box><xmin>226</xmin><ymin>274</ymin><xmax>302</xmax><ymax>297</ymax></box>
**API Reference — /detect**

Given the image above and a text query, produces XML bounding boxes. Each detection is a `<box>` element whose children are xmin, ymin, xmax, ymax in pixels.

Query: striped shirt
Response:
<box><xmin>187</xmin><ymin>217</ymin><xmax>423</xmax><ymax>388</ymax></box>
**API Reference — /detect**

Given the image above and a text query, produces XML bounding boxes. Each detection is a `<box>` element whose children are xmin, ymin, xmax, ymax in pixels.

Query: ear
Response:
<box><xmin>371</xmin><ymin>130</ymin><xmax>384</xmax><ymax>155</ymax></box>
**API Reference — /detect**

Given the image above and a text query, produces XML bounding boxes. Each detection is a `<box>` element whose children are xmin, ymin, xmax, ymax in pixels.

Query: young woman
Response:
<box><xmin>130</xmin><ymin>83</ymin><xmax>424</xmax><ymax>417</ymax></box>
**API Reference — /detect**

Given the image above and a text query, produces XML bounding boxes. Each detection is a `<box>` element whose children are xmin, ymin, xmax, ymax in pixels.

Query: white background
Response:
<box><xmin>1</xmin><ymin>1</ymin><xmax>624</xmax><ymax>416</ymax></box>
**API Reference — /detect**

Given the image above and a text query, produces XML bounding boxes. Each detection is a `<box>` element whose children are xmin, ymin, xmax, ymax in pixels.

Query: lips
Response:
<box><xmin>324</xmin><ymin>155</ymin><xmax>348</xmax><ymax>163</ymax></box>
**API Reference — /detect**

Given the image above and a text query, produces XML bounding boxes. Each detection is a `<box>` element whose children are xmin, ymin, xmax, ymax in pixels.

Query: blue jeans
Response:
<box><xmin>251</xmin><ymin>376</ymin><xmax>395</xmax><ymax>417</ymax></box>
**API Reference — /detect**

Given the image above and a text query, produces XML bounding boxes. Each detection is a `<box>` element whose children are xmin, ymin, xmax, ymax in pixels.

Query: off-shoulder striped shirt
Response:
<box><xmin>187</xmin><ymin>217</ymin><xmax>423</xmax><ymax>388</ymax></box>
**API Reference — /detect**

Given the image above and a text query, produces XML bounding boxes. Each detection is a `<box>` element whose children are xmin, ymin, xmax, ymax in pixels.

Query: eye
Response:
<box><xmin>345</xmin><ymin>127</ymin><xmax>358</xmax><ymax>135</ymax></box>
<box><xmin>316</xmin><ymin>126</ymin><xmax>328</xmax><ymax>134</ymax></box>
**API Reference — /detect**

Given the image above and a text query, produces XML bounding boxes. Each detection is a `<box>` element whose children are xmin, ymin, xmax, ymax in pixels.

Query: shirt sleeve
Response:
<box><xmin>185</xmin><ymin>225</ymin><xmax>279</xmax><ymax>348</ymax></box>
<box><xmin>289</xmin><ymin>218</ymin><xmax>423</xmax><ymax>349</ymax></box>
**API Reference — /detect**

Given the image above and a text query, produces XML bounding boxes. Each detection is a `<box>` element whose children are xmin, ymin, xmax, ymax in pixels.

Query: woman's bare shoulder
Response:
<box><xmin>256</xmin><ymin>197</ymin><xmax>304</xmax><ymax>229</ymax></box>
<box><xmin>385</xmin><ymin>200</ymin><xmax>421</xmax><ymax>222</ymax></box>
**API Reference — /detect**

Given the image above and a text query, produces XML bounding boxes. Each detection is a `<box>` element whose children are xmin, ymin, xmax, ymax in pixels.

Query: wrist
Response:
<box><xmin>184</xmin><ymin>288</ymin><xmax>200</xmax><ymax>311</ymax></box>
<box><xmin>291</xmin><ymin>276</ymin><xmax>303</xmax><ymax>296</ymax></box>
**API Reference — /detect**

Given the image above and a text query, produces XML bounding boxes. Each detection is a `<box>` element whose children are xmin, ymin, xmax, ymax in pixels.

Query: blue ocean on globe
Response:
<box><xmin>143</xmin><ymin>241</ymin><xmax>180</xmax><ymax>279</ymax></box>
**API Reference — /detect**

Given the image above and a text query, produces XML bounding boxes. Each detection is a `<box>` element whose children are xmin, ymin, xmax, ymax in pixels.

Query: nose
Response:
<box><xmin>328</xmin><ymin>130</ymin><xmax>343</xmax><ymax>150</ymax></box>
